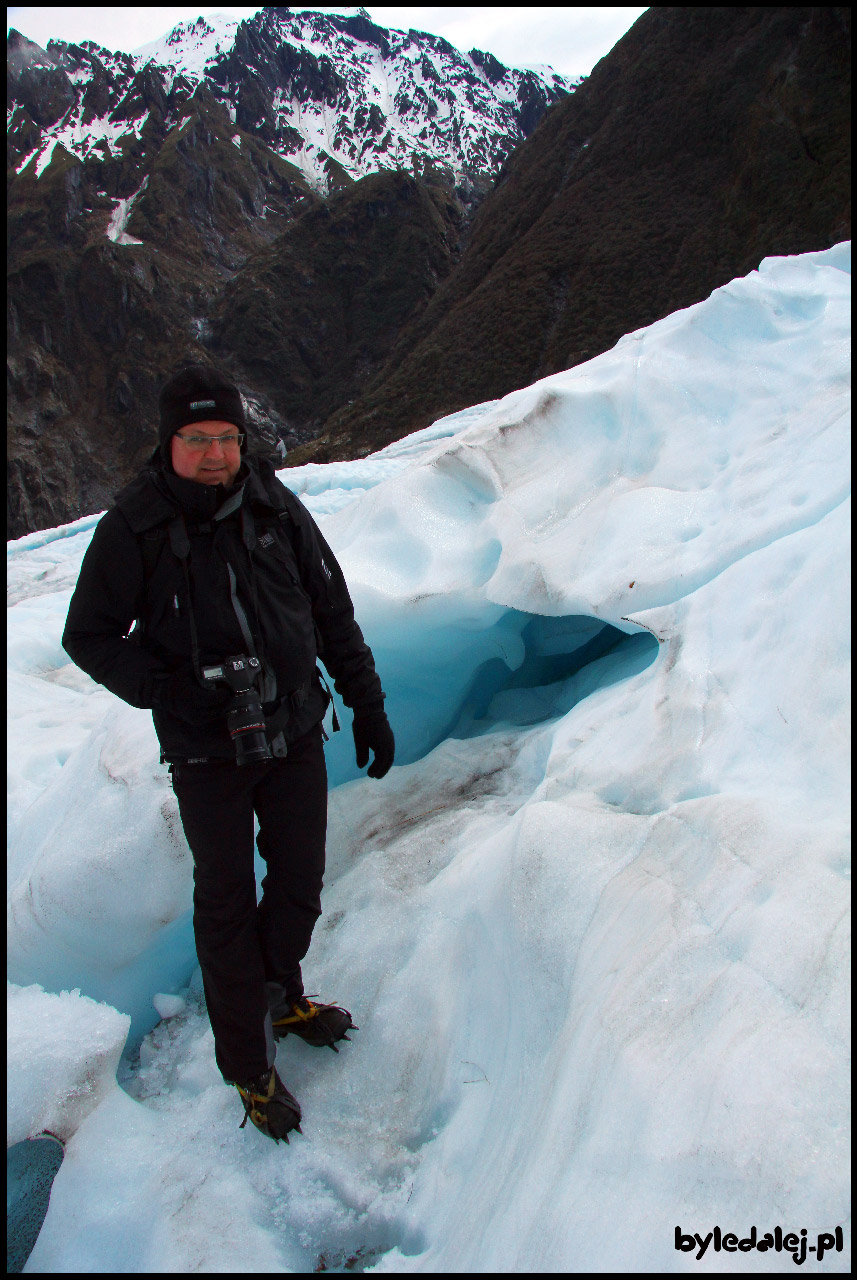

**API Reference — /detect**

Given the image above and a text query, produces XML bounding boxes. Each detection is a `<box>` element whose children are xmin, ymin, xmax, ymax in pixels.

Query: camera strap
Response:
<box><xmin>226</xmin><ymin>562</ymin><xmax>259</xmax><ymax>659</ymax></box>
<box><xmin>225</xmin><ymin>563</ymin><xmax>278</xmax><ymax>703</ymax></box>
<box><xmin>218</xmin><ymin>499</ymin><xmax>278</xmax><ymax>703</ymax></box>
<box><xmin>166</xmin><ymin>514</ymin><xmax>259</xmax><ymax>692</ymax></box>
<box><xmin>166</xmin><ymin>506</ymin><xmax>279</xmax><ymax>704</ymax></box>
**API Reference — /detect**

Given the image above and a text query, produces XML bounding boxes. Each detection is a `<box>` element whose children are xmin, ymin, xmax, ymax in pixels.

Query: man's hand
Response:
<box><xmin>352</xmin><ymin>711</ymin><xmax>395</xmax><ymax>779</ymax></box>
<box><xmin>152</xmin><ymin>671</ymin><xmax>233</xmax><ymax>725</ymax></box>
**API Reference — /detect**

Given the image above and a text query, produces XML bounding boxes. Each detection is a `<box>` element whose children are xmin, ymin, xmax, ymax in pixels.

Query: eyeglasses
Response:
<box><xmin>175</xmin><ymin>432</ymin><xmax>244</xmax><ymax>451</ymax></box>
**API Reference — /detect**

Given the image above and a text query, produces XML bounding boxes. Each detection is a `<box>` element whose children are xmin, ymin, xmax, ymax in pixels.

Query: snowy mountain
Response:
<box><xmin>7</xmin><ymin>7</ymin><xmax>849</xmax><ymax>544</ymax></box>
<box><xmin>9</xmin><ymin>7</ymin><xmax>576</xmax><ymax>197</ymax></box>
<box><xmin>7</xmin><ymin>8</ymin><xmax>574</xmax><ymax>542</ymax></box>
<box><xmin>7</xmin><ymin>242</ymin><xmax>851</xmax><ymax>1271</ymax></box>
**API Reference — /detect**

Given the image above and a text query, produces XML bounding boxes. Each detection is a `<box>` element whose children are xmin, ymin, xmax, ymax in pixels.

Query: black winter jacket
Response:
<box><xmin>62</xmin><ymin>456</ymin><xmax>385</xmax><ymax>762</ymax></box>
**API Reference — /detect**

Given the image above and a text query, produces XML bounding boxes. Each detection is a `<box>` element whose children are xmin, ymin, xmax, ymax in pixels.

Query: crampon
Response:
<box><xmin>234</xmin><ymin>1066</ymin><xmax>302</xmax><ymax>1143</ymax></box>
<box><xmin>272</xmin><ymin>996</ymin><xmax>357</xmax><ymax>1052</ymax></box>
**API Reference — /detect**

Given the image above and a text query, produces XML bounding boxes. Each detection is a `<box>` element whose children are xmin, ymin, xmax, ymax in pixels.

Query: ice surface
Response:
<box><xmin>7</xmin><ymin>983</ymin><xmax>129</xmax><ymax>1145</ymax></box>
<box><xmin>6</xmin><ymin>244</ymin><xmax>851</xmax><ymax>1272</ymax></box>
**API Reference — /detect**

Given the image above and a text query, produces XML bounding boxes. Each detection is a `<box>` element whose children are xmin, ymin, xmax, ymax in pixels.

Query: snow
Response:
<box><xmin>34</xmin><ymin>138</ymin><xmax>58</xmax><ymax>177</ymax></box>
<box><xmin>15</xmin><ymin>144</ymin><xmax>42</xmax><ymax>174</ymax></box>
<box><xmin>131</xmin><ymin>14</ymin><xmax>240</xmax><ymax>79</ymax></box>
<box><xmin>11</xmin><ymin>11</ymin><xmax>575</xmax><ymax>195</ymax></box>
<box><xmin>6</xmin><ymin>244</ymin><xmax>851</xmax><ymax>1271</ymax></box>
<box><xmin>7</xmin><ymin>984</ymin><xmax>130</xmax><ymax>1145</ymax></box>
<box><xmin>106</xmin><ymin>176</ymin><xmax>148</xmax><ymax>245</ymax></box>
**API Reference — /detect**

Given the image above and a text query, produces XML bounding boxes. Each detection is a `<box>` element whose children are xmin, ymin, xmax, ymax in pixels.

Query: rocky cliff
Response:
<box><xmin>209</xmin><ymin>169</ymin><xmax>464</xmax><ymax>448</ymax></box>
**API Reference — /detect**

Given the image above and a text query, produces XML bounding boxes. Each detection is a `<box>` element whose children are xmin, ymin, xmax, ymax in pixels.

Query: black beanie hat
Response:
<box><xmin>158</xmin><ymin>365</ymin><xmax>247</xmax><ymax>466</ymax></box>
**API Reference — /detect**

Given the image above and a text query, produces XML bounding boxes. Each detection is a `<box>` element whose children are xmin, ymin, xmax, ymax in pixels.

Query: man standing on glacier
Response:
<box><xmin>62</xmin><ymin>365</ymin><xmax>395</xmax><ymax>1144</ymax></box>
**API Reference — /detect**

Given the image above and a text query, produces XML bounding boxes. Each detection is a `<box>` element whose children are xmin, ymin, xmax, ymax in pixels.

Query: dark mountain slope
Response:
<box><xmin>7</xmin><ymin>84</ymin><xmax>315</xmax><ymax>537</ymax></box>
<box><xmin>298</xmin><ymin>6</ymin><xmax>851</xmax><ymax>463</ymax></box>
<box><xmin>209</xmin><ymin>169</ymin><xmax>463</xmax><ymax>446</ymax></box>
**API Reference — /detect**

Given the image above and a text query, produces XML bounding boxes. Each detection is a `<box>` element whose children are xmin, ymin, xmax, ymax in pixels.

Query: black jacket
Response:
<box><xmin>62</xmin><ymin>456</ymin><xmax>385</xmax><ymax>761</ymax></box>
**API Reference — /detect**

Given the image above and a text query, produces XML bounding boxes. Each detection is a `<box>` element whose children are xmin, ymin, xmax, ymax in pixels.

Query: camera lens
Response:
<box><xmin>226</xmin><ymin>691</ymin><xmax>271</xmax><ymax>765</ymax></box>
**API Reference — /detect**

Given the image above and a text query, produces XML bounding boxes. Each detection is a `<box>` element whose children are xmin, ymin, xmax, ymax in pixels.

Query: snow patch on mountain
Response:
<box><xmin>8</xmin><ymin>8</ymin><xmax>576</xmax><ymax>197</ymax></box>
<box><xmin>106</xmin><ymin>176</ymin><xmax>148</xmax><ymax>245</ymax></box>
<box><xmin>132</xmin><ymin>13</ymin><xmax>240</xmax><ymax>73</ymax></box>
<box><xmin>35</xmin><ymin>138</ymin><xmax>58</xmax><ymax>177</ymax></box>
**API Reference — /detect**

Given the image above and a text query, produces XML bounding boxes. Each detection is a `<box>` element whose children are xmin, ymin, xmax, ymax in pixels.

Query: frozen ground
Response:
<box><xmin>7</xmin><ymin>243</ymin><xmax>851</xmax><ymax>1272</ymax></box>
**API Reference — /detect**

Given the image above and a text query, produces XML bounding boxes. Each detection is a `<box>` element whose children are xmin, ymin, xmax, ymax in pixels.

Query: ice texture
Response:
<box><xmin>7</xmin><ymin>983</ymin><xmax>130</xmax><ymax>1145</ymax></box>
<box><xmin>6</xmin><ymin>243</ymin><xmax>851</xmax><ymax>1272</ymax></box>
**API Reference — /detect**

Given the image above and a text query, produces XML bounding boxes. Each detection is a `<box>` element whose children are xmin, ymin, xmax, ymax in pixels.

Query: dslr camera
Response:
<box><xmin>201</xmin><ymin>654</ymin><xmax>271</xmax><ymax>766</ymax></box>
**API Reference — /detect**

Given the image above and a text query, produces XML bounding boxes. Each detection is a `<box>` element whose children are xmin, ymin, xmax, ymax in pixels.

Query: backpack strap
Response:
<box><xmin>139</xmin><ymin>526</ymin><xmax>169</xmax><ymax>586</ymax></box>
<box><xmin>166</xmin><ymin>516</ymin><xmax>207</xmax><ymax>686</ymax></box>
<box><xmin>132</xmin><ymin>515</ymin><xmax>203</xmax><ymax>685</ymax></box>
<box><xmin>131</xmin><ymin>526</ymin><xmax>170</xmax><ymax>641</ymax></box>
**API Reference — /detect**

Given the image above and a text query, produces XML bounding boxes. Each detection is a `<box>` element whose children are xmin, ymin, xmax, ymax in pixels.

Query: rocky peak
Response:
<box><xmin>8</xmin><ymin>8</ymin><xmax>577</xmax><ymax>200</ymax></box>
<box><xmin>7</xmin><ymin>29</ymin><xmax>76</xmax><ymax>132</ymax></box>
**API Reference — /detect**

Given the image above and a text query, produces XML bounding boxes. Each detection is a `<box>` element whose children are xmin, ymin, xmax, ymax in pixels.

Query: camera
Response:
<box><xmin>201</xmin><ymin>654</ymin><xmax>271</xmax><ymax>766</ymax></box>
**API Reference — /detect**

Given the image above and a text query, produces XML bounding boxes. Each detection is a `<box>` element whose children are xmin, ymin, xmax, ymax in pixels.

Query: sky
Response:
<box><xmin>6</xmin><ymin>6</ymin><xmax>648</xmax><ymax>79</ymax></box>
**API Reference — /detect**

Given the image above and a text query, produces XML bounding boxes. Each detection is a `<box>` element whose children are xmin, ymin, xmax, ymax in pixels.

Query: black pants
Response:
<box><xmin>170</xmin><ymin>725</ymin><xmax>328</xmax><ymax>1083</ymax></box>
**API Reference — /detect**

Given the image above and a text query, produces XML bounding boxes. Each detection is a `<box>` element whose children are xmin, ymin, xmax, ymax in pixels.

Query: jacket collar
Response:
<box><xmin>114</xmin><ymin>454</ymin><xmax>281</xmax><ymax>533</ymax></box>
<box><xmin>156</xmin><ymin>462</ymin><xmax>249</xmax><ymax>520</ymax></box>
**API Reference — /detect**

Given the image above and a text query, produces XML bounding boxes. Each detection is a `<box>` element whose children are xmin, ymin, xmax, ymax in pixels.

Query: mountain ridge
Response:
<box><xmin>9</xmin><ymin>8</ymin><xmax>576</xmax><ymax>198</ymax></box>
<box><xmin>298</xmin><ymin>5</ymin><xmax>851</xmax><ymax>463</ymax></box>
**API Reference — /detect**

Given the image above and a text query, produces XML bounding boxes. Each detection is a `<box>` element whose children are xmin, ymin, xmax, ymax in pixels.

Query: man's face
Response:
<box><xmin>171</xmin><ymin>420</ymin><xmax>243</xmax><ymax>485</ymax></box>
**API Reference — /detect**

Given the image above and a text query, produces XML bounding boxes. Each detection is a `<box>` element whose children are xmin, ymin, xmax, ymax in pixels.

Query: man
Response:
<box><xmin>62</xmin><ymin>365</ymin><xmax>395</xmax><ymax>1144</ymax></box>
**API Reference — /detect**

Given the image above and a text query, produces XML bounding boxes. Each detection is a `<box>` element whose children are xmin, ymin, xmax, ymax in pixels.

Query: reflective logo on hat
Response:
<box><xmin>189</xmin><ymin>399</ymin><xmax>216</xmax><ymax>410</ymax></box>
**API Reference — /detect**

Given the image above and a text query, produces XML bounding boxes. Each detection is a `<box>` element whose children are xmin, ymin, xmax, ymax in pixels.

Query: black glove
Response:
<box><xmin>152</xmin><ymin>671</ymin><xmax>233</xmax><ymax>726</ymax></box>
<box><xmin>352</xmin><ymin>710</ymin><xmax>395</xmax><ymax>779</ymax></box>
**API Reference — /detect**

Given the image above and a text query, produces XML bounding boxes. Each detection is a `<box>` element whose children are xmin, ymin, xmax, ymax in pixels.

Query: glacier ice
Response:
<box><xmin>6</xmin><ymin>243</ymin><xmax>850</xmax><ymax>1272</ymax></box>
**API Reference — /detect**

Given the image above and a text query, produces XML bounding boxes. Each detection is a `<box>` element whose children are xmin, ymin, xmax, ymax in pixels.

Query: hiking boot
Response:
<box><xmin>233</xmin><ymin>1066</ymin><xmax>302</xmax><ymax>1143</ymax></box>
<box><xmin>272</xmin><ymin>996</ymin><xmax>357</xmax><ymax>1052</ymax></box>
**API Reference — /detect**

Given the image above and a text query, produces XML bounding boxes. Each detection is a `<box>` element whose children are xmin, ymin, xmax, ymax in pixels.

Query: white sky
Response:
<box><xmin>6</xmin><ymin>7</ymin><xmax>648</xmax><ymax>78</ymax></box>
